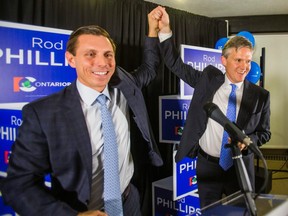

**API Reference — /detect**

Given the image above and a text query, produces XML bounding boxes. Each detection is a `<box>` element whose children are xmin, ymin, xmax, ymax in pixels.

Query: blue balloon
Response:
<box><xmin>215</xmin><ymin>37</ymin><xmax>229</xmax><ymax>50</ymax></box>
<box><xmin>246</xmin><ymin>61</ymin><xmax>261</xmax><ymax>84</ymax></box>
<box><xmin>237</xmin><ymin>31</ymin><xmax>255</xmax><ymax>47</ymax></box>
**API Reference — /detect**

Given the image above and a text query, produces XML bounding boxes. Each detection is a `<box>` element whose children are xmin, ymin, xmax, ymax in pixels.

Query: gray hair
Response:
<box><xmin>222</xmin><ymin>36</ymin><xmax>254</xmax><ymax>58</ymax></box>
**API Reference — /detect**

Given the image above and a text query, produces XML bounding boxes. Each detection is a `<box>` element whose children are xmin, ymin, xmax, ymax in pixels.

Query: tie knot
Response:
<box><xmin>96</xmin><ymin>94</ymin><xmax>107</xmax><ymax>105</ymax></box>
<box><xmin>230</xmin><ymin>84</ymin><xmax>237</xmax><ymax>93</ymax></box>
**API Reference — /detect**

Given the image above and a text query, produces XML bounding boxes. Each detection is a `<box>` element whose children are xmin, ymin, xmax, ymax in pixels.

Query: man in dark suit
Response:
<box><xmin>150</xmin><ymin>6</ymin><xmax>271</xmax><ymax>208</ymax></box>
<box><xmin>0</xmin><ymin>15</ymin><xmax>163</xmax><ymax>216</ymax></box>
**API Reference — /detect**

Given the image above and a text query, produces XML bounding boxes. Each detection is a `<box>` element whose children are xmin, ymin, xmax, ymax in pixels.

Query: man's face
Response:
<box><xmin>221</xmin><ymin>47</ymin><xmax>253</xmax><ymax>83</ymax></box>
<box><xmin>66</xmin><ymin>34</ymin><xmax>116</xmax><ymax>92</ymax></box>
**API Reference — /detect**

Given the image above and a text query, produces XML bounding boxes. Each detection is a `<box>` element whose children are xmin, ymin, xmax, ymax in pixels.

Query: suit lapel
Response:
<box><xmin>62</xmin><ymin>83</ymin><xmax>92</xmax><ymax>186</ymax></box>
<box><xmin>208</xmin><ymin>72</ymin><xmax>225</xmax><ymax>101</ymax></box>
<box><xmin>209</xmin><ymin>73</ymin><xmax>255</xmax><ymax>130</ymax></box>
<box><xmin>237</xmin><ymin>80</ymin><xmax>255</xmax><ymax>129</ymax></box>
<box><xmin>110</xmin><ymin>67</ymin><xmax>138</xmax><ymax>117</ymax></box>
<box><xmin>110</xmin><ymin>67</ymin><xmax>151</xmax><ymax>143</ymax></box>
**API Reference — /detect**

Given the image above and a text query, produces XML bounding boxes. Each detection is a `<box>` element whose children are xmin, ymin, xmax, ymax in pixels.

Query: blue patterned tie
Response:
<box><xmin>97</xmin><ymin>94</ymin><xmax>123</xmax><ymax>216</ymax></box>
<box><xmin>219</xmin><ymin>84</ymin><xmax>237</xmax><ymax>171</ymax></box>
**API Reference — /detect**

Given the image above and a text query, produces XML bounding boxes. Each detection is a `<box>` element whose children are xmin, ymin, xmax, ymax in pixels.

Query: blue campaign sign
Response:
<box><xmin>159</xmin><ymin>95</ymin><xmax>191</xmax><ymax>143</ymax></box>
<box><xmin>180</xmin><ymin>45</ymin><xmax>225</xmax><ymax>97</ymax></box>
<box><xmin>0</xmin><ymin>193</ymin><xmax>16</xmax><ymax>216</ymax></box>
<box><xmin>0</xmin><ymin>22</ymin><xmax>71</xmax><ymax>214</ymax></box>
<box><xmin>154</xmin><ymin>186</ymin><xmax>200</xmax><ymax>216</ymax></box>
<box><xmin>153</xmin><ymin>176</ymin><xmax>201</xmax><ymax>216</ymax></box>
<box><xmin>173</xmin><ymin>147</ymin><xmax>199</xmax><ymax>200</ymax></box>
<box><xmin>0</xmin><ymin>21</ymin><xmax>76</xmax><ymax>103</ymax></box>
<box><xmin>0</xmin><ymin>109</ymin><xmax>22</xmax><ymax>177</ymax></box>
<box><xmin>0</xmin><ymin>108</ymin><xmax>51</xmax><ymax>186</ymax></box>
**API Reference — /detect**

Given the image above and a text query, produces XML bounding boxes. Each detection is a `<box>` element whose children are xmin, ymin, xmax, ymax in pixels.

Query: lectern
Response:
<box><xmin>191</xmin><ymin>191</ymin><xmax>288</xmax><ymax>216</ymax></box>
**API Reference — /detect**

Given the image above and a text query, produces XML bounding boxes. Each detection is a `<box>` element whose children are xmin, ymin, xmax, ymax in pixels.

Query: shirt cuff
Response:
<box><xmin>158</xmin><ymin>31</ymin><xmax>172</xmax><ymax>43</ymax></box>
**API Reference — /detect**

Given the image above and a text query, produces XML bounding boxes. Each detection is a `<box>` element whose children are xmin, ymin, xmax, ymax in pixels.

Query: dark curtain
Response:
<box><xmin>0</xmin><ymin>0</ymin><xmax>227</xmax><ymax>215</ymax></box>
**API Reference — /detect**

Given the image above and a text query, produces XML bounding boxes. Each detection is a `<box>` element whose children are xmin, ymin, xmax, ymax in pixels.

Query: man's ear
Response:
<box><xmin>221</xmin><ymin>55</ymin><xmax>227</xmax><ymax>67</ymax></box>
<box><xmin>65</xmin><ymin>51</ymin><xmax>76</xmax><ymax>68</ymax></box>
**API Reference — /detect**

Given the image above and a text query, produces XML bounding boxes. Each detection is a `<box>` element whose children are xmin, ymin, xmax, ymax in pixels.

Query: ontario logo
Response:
<box><xmin>13</xmin><ymin>76</ymin><xmax>37</xmax><ymax>92</ymax></box>
<box><xmin>189</xmin><ymin>175</ymin><xmax>197</xmax><ymax>186</ymax></box>
<box><xmin>4</xmin><ymin>150</ymin><xmax>11</xmax><ymax>164</ymax></box>
<box><xmin>175</xmin><ymin>126</ymin><xmax>184</xmax><ymax>136</ymax></box>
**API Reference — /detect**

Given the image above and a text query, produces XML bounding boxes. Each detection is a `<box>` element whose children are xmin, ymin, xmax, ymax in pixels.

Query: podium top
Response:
<box><xmin>189</xmin><ymin>191</ymin><xmax>288</xmax><ymax>216</ymax></box>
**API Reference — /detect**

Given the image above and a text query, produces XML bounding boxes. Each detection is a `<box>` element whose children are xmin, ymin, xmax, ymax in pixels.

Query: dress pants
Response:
<box><xmin>196</xmin><ymin>149</ymin><xmax>242</xmax><ymax>208</ymax></box>
<box><xmin>123</xmin><ymin>183</ymin><xmax>141</xmax><ymax>216</ymax></box>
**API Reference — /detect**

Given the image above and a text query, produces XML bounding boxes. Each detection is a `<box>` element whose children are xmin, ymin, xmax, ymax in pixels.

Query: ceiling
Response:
<box><xmin>145</xmin><ymin>0</ymin><xmax>288</xmax><ymax>18</ymax></box>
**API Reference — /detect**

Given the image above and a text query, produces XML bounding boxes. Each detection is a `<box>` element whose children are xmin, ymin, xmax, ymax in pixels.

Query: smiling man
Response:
<box><xmin>149</xmin><ymin>6</ymin><xmax>271</xmax><ymax>208</ymax></box>
<box><xmin>65</xmin><ymin>29</ymin><xmax>117</xmax><ymax>93</ymax></box>
<box><xmin>1</xmin><ymin>23</ymin><xmax>163</xmax><ymax>216</ymax></box>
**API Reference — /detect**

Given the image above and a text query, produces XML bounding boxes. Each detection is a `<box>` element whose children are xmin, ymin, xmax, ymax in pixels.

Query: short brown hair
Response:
<box><xmin>66</xmin><ymin>25</ymin><xmax>116</xmax><ymax>55</ymax></box>
<box><xmin>222</xmin><ymin>36</ymin><xmax>253</xmax><ymax>58</ymax></box>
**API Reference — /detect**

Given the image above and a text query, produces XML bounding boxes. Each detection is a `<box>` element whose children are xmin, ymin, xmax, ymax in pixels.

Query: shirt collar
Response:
<box><xmin>224</xmin><ymin>74</ymin><xmax>243</xmax><ymax>90</ymax></box>
<box><xmin>76</xmin><ymin>79</ymin><xmax>111</xmax><ymax>106</ymax></box>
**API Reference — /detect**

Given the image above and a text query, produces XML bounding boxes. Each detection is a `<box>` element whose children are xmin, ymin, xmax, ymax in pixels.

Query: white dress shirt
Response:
<box><xmin>76</xmin><ymin>80</ymin><xmax>134</xmax><ymax>210</ymax></box>
<box><xmin>199</xmin><ymin>75</ymin><xmax>243</xmax><ymax>157</ymax></box>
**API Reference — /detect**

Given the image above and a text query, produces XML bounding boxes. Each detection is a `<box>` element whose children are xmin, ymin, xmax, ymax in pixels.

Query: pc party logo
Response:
<box><xmin>175</xmin><ymin>126</ymin><xmax>184</xmax><ymax>136</ymax></box>
<box><xmin>13</xmin><ymin>76</ymin><xmax>37</xmax><ymax>92</ymax></box>
<box><xmin>189</xmin><ymin>175</ymin><xmax>197</xmax><ymax>186</ymax></box>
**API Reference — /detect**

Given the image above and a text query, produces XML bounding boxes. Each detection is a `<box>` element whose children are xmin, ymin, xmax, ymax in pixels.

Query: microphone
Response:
<box><xmin>203</xmin><ymin>102</ymin><xmax>252</xmax><ymax>147</ymax></box>
<box><xmin>204</xmin><ymin>102</ymin><xmax>267</xmax><ymax>204</ymax></box>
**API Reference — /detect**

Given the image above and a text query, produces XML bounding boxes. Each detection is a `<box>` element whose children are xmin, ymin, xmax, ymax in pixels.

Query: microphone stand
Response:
<box><xmin>228</xmin><ymin>139</ymin><xmax>257</xmax><ymax>216</ymax></box>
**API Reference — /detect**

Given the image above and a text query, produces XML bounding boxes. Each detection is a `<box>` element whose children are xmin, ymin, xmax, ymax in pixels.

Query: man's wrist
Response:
<box><xmin>158</xmin><ymin>31</ymin><xmax>172</xmax><ymax>43</ymax></box>
<box><xmin>148</xmin><ymin>29</ymin><xmax>159</xmax><ymax>37</ymax></box>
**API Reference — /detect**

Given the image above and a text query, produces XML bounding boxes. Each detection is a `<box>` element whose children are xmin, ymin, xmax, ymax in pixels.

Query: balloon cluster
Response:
<box><xmin>214</xmin><ymin>31</ymin><xmax>260</xmax><ymax>84</ymax></box>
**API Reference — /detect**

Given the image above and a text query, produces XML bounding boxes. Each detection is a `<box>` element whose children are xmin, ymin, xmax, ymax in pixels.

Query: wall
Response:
<box><xmin>252</xmin><ymin>33</ymin><xmax>288</xmax><ymax>149</ymax></box>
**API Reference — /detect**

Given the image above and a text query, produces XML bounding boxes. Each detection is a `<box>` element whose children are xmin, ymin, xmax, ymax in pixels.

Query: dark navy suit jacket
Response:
<box><xmin>1</xmin><ymin>37</ymin><xmax>162</xmax><ymax>215</ymax></box>
<box><xmin>159</xmin><ymin>36</ymin><xmax>271</xmax><ymax>184</ymax></box>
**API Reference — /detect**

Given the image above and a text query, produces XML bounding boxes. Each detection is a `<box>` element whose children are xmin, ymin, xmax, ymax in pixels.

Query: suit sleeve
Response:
<box><xmin>131</xmin><ymin>36</ymin><xmax>161</xmax><ymax>88</ymax></box>
<box><xmin>247</xmin><ymin>90</ymin><xmax>271</xmax><ymax>147</ymax></box>
<box><xmin>159</xmin><ymin>36</ymin><xmax>203</xmax><ymax>88</ymax></box>
<box><xmin>0</xmin><ymin>104</ymin><xmax>78</xmax><ymax>216</ymax></box>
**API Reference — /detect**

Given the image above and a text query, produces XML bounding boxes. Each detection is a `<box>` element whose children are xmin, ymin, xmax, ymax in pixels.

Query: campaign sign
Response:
<box><xmin>152</xmin><ymin>176</ymin><xmax>201</xmax><ymax>216</ymax></box>
<box><xmin>173</xmin><ymin>146</ymin><xmax>199</xmax><ymax>200</ymax></box>
<box><xmin>0</xmin><ymin>109</ymin><xmax>22</xmax><ymax>177</ymax></box>
<box><xmin>0</xmin><ymin>108</ymin><xmax>51</xmax><ymax>215</ymax></box>
<box><xmin>159</xmin><ymin>95</ymin><xmax>191</xmax><ymax>143</ymax></box>
<box><xmin>0</xmin><ymin>191</ymin><xmax>16</xmax><ymax>216</ymax></box>
<box><xmin>0</xmin><ymin>21</ymin><xmax>76</xmax><ymax>103</ymax></box>
<box><xmin>180</xmin><ymin>45</ymin><xmax>225</xmax><ymax>97</ymax></box>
